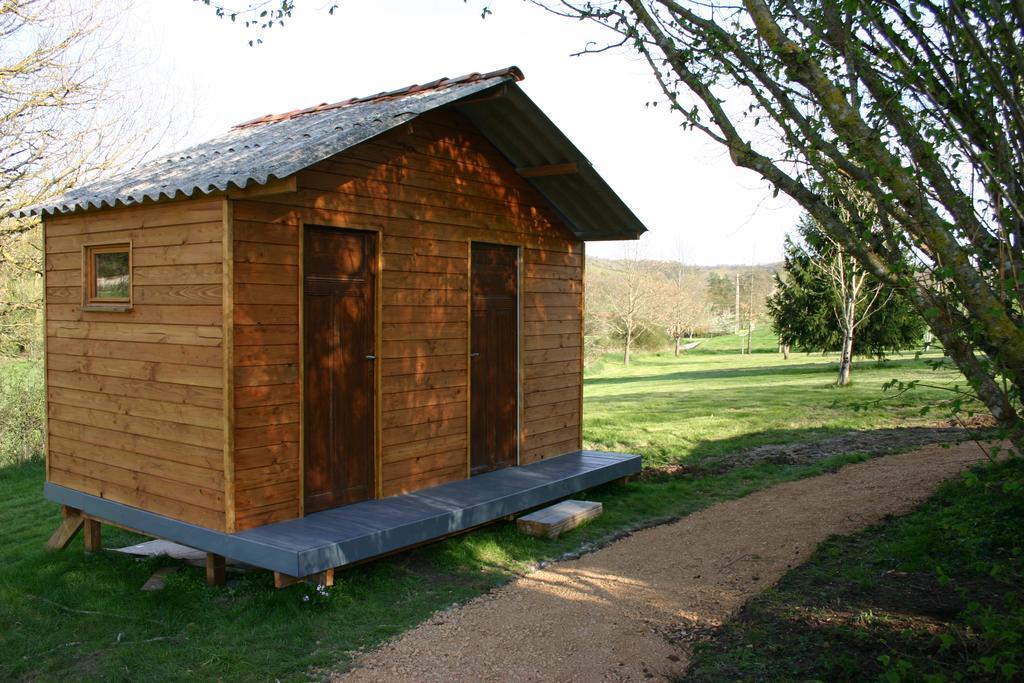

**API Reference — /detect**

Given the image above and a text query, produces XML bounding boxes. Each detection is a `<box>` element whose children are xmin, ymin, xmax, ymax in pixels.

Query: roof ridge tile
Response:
<box><xmin>232</xmin><ymin>66</ymin><xmax>523</xmax><ymax>129</ymax></box>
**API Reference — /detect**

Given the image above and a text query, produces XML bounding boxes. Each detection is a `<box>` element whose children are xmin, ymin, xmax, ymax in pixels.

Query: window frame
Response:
<box><xmin>82</xmin><ymin>241</ymin><xmax>133</xmax><ymax>311</ymax></box>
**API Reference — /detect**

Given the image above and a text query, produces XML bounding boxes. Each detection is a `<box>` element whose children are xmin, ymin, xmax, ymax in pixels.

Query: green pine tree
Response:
<box><xmin>768</xmin><ymin>217</ymin><xmax>926</xmax><ymax>384</ymax></box>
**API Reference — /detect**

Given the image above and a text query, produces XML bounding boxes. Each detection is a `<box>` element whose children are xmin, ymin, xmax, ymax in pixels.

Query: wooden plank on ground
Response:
<box><xmin>516</xmin><ymin>500</ymin><xmax>602</xmax><ymax>539</ymax></box>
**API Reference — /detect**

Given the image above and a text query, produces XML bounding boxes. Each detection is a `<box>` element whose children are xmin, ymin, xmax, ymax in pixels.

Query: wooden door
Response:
<box><xmin>470</xmin><ymin>243</ymin><xmax>519</xmax><ymax>475</ymax></box>
<box><xmin>303</xmin><ymin>227</ymin><xmax>376</xmax><ymax>513</ymax></box>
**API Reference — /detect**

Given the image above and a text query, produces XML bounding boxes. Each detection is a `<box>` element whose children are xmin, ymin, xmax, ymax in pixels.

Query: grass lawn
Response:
<box><xmin>0</xmin><ymin>336</ymin><xmax>979</xmax><ymax>681</ymax></box>
<box><xmin>684</xmin><ymin>456</ymin><xmax>1024</xmax><ymax>682</ymax></box>
<box><xmin>585</xmin><ymin>327</ymin><xmax>968</xmax><ymax>467</ymax></box>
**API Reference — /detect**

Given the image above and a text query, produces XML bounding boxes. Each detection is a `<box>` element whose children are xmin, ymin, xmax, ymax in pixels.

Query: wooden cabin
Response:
<box><xmin>29</xmin><ymin>67</ymin><xmax>646</xmax><ymax>584</ymax></box>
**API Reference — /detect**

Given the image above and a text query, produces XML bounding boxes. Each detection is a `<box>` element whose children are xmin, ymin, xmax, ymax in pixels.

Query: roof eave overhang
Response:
<box><xmin>453</xmin><ymin>82</ymin><xmax>647</xmax><ymax>242</ymax></box>
<box><xmin>16</xmin><ymin>173</ymin><xmax>298</xmax><ymax>219</ymax></box>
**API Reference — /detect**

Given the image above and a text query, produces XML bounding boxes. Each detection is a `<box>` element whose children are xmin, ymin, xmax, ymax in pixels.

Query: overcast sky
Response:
<box><xmin>130</xmin><ymin>0</ymin><xmax>800</xmax><ymax>265</ymax></box>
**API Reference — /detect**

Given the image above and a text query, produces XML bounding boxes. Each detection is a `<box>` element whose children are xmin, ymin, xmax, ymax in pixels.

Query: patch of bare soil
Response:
<box><xmin>333</xmin><ymin>441</ymin><xmax>994</xmax><ymax>683</ymax></box>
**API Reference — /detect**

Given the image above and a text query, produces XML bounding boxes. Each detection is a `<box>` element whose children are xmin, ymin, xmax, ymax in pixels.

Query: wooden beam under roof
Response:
<box><xmin>226</xmin><ymin>175</ymin><xmax>298</xmax><ymax>199</ymax></box>
<box><xmin>516</xmin><ymin>162</ymin><xmax>578</xmax><ymax>178</ymax></box>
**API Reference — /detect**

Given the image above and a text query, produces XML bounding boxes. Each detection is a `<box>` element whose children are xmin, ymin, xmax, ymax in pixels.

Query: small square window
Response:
<box><xmin>83</xmin><ymin>243</ymin><xmax>132</xmax><ymax>309</ymax></box>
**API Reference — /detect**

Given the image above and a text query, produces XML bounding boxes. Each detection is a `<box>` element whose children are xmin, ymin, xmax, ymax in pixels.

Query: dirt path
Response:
<box><xmin>336</xmin><ymin>442</ymin><xmax>992</xmax><ymax>682</ymax></box>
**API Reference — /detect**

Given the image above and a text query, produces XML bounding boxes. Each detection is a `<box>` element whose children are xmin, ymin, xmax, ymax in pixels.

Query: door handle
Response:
<box><xmin>470</xmin><ymin>352</ymin><xmax>480</xmax><ymax>358</ymax></box>
<box><xmin>365</xmin><ymin>354</ymin><xmax>376</xmax><ymax>360</ymax></box>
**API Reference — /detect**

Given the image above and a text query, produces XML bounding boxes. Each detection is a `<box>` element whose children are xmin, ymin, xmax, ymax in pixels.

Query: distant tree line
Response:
<box><xmin>586</xmin><ymin>230</ymin><xmax>928</xmax><ymax>376</ymax></box>
<box><xmin>584</xmin><ymin>250</ymin><xmax>779</xmax><ymax>366</ymax></box>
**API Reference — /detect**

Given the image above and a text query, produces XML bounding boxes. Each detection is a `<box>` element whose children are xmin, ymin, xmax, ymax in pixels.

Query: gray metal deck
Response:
<box><xmin>44</xmin><ymin>450</ymin><xmax>641</xmax><ymax>576</ymax></box>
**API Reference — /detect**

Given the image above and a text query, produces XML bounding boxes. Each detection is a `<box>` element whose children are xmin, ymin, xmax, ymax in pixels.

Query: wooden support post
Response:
<box><xmin>83</xmin><ymin>518</ymin><xmax>102</xmax><ymax>552</ymax></box>
<box><xmin>273</xmin><ymin>572</ymin><xmax>301</xmax><ymax>589</ymax></box>
<box><xmin>45</xmin><ymin>506</ymin><xmax>84</xmax><ymax>550</ymax></box>
<box><xmin>612</xmin><ymin>475</ymin><xmax>633</xmax><ymax>486</ymax></box>
<box><xmin>273</xmin><ymin>568</ymin><xmax>334</xmax><ymax>589</ymax></box>
<box><xmin>206</xmin><ymin>553</ymin><xmax>226</xmax><ymax>587</ymax></box>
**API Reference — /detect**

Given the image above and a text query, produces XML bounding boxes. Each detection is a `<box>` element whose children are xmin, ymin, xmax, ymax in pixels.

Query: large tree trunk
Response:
<box><xmin>674</xmin><ymin>336</ymin><xmax>681</xmax><ymax>357</ymax></box>
<box><xmin>837</xmin><ymin>330</ymin><xmax>854</xmax><ymax>386</ymax></box>
<box><xmin>926</xmin><ymin>308</ymin><xmax>1024</xmax><ymax>453</ymax></box>
<box><xmin>623</xmin><ymin>329</ymin><xmax>633</xmax><ymax>366</ymax></box>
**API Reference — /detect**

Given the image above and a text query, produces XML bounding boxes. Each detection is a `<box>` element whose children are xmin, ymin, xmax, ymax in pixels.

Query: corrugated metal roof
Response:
<box><xmin>20</xmin><ymin>66</ymin><xmax>646</xmax><ymax>241</ymax></box>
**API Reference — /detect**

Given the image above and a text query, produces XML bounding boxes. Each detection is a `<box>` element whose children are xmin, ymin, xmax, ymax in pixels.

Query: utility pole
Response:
<box><xmin>746</xmin><ymin>271</ymin><xmax>754</xmax><ymax>354</ymax></box>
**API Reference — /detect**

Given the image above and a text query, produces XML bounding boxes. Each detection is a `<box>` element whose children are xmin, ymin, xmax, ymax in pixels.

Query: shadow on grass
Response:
<box><xmin>585</xmin><ymin>361</ymin><xmax>835</xmax><ymax>386</ymax></box>
<box><xmin>585</xmin><ymin>356</ymin><xmax>926</xmax><ymax>387</ymax></box>
<box><xmin>682</xmin><ymin>424</ymin><xmax>967</xmax><ymax>465</ymax></box>
<box><xmin>684</xmin><ymin>427</ymin><xmax>849</xmax><ymax>460</ymax></box>
<box><xmin>685</xmin><ymin>346</ymin><xmax>787</xmax><ymax>356</ymax></box>
<box><xmin>585</xmin><ymin>422</ymin><xmax>970</xmax><ymax>472</ymax></box>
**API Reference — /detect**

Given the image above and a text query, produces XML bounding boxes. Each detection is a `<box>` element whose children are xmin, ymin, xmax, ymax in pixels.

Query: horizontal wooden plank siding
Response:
<box><xmin>520</xmin><ymin>244</ymin><xmax>584</xmax><ymax>464</ymax></box>
<box><xmin>227</xmin><ymin>107</ymin><xmax>583</xmax><ymax>517</ymax></box>
<box><xmin>43</xmin><ymin>198</ymin><xmax>227</xmax><ymax>530</ymax></box>
<box><xmin>42</xmin><ymin>108</ymin><xmax>586</xmax><ymax>534</ymax></box>
<box><xmin>231</xmin><ymin>211</ymin><xmax>301</xmax><ymax>530</ymax></box>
